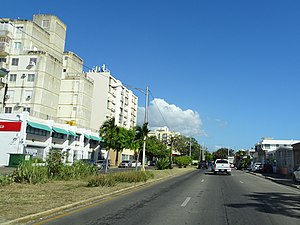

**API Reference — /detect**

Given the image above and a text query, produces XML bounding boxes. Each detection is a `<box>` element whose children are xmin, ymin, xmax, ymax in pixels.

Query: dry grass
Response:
<box><xmin>0</xmin><ymin>167</ymin><xmax>195</xmax><ymax>222</ymax></box>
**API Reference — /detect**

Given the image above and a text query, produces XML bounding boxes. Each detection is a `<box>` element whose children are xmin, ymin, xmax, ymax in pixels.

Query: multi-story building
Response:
<box><xmin>0</xmin><ymin>14</ymin><xmax>139</xmax><ymax>166</ymax></box>
<box><xmin>87</xmin><ymin>65</ymin><xmax>138</xmax><ymax>131</ymax></box>
<box><xmin>0</xmin><ymin>15</ymin><xmax>66</xmax><ymax>120</ymax></box>
<box><xmin>57</xmin><ymin>51</ymin><xmax>93</xmax><ymax>128</ymax></box>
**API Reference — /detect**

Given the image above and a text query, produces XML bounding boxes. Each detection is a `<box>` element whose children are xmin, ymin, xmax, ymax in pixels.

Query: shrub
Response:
<box><xmin>156</xmin><ymin>158</ymin><xmax>170</xmax><ymax>170</ymax></box>
<box><xmin>47</xmin><ymin>150</ymin><xmax>65</xmax><ymax>178</ymax></box>
<box><xmin>0</xmin><ymin>175</ymin><xmax>13</xmax><ymax>187</ymax></box>
<box><xmin>112</xmin><ymin>171</ymin><xmax>154</xmax><ymax>183</ymax></box>
<box><xmin>174</xmin><ymin>156</ymin><xmax>192</xmax><ymax>168</ymax></box>
<box><xmin>12</xmin><ymin>161</ymin><xmax>48</xmax><ymax>184</ymax></box>
<box><xmin>87</xmin><ymin>174</ymin><xmax>116</xmax><ymax>187</ymax></box>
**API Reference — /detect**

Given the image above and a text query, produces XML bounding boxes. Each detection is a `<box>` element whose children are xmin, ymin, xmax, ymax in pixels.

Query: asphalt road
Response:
<box><xmin>31</xmin><ymin>169</ymin><xmax>300</xmax><ymax>225</ymax></box>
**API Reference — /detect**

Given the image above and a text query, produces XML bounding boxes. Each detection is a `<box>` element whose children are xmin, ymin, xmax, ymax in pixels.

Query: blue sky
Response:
<box><xmin>3</xmin><ymin>0</ymin><xmax>300</xmax><ymax>151</ymax></box>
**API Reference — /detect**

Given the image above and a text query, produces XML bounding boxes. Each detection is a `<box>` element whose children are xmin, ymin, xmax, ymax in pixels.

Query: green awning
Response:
<box><xmin>68</xmin><ymin>131</ymin><xmax>77</xmax><ymax>136</ymax></box>
<box><xmin>90</xmin><ymin>135</ymin><xmax>101</xmax><ymax>142</ymax></box>
<box><xmin>27</xmin><ymin>121</ymin><xmax>52</xmax><ymax>132</ymax></box>
<box><xmin>53</xmin><ymin>127</ymin><xmax>69</xmax><ymax>135</ymax></box>
<box><xmin>84</xmin><ymin>134</ymin><xmax>90</xmax><ymax>139</ymax></box>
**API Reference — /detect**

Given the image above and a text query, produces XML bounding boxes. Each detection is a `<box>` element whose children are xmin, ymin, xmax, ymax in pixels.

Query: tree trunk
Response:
<box><xmin>115</xmin><ymin>150</ymin><xmax>119</xmax><ymax>166</ymax></box>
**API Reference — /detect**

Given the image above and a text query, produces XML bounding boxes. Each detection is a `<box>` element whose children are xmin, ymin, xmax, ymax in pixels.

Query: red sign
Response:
<box><xmin>0</xmin><ymin>121</ymin><xmax>22</xmax><ymax>132</ymax></box>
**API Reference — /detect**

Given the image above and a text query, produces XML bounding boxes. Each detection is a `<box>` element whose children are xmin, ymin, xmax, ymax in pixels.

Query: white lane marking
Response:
<box><xmin>240</xmin><ymin>181</ymin><xmax>244</xmax><ymax>184</ymax></box>
<box><xmin>181</xmin><ymin>197</ymin><xmax>191</xmax><ymax>207</ymax></box>
<box><xmin>201</xmin><ymin>179</ymin><xmax>204</xmax><ymax>183</ymax></box>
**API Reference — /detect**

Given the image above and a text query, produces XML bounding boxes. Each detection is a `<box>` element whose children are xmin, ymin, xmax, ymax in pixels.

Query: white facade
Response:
<box><xmin>57</xmin><ymin>52</ymin><xmax>93</xmax><ymax>128</ymax></box>
<box><xmin>254</xmin><ymin>138</ymin><xmax>300</xmax><ymax>163</ymax></box>
<box><xmin>87</xmin><ymin>66</ymin><xmax>138</xmax><ymax>131</ymax></box>
<box><xmin>0</xmin><ymin>112</ymin><xmax>101</xmax><ymax>166</ymax></box>
<box><xmin>0</xmin><ymin>15</ymin><xmax>66</xmax><ymax>120</ymax></box>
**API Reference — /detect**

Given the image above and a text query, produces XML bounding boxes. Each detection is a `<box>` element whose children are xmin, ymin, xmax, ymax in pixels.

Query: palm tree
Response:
<box><xmin>136</xmin><ymin>123</ymin><xmax>150</xmax><ymax>167</ymax></box>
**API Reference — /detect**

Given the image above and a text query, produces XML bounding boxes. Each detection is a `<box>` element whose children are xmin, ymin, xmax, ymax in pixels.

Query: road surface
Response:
<box><xmin>31</xmin><ymin>169</ymin><xmax>300</xmax><ymax>225</ymax></box>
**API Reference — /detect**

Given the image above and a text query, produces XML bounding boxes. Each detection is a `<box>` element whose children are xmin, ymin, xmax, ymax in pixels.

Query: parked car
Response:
<box><xmin>79</xmin><ymin>159</ymin><xmax>96</xmax><ymax>166</ymax></box>
<box><xmin>129</xmin><ymin>160</ymin><xmax>141</xmax><ymax>167</ymax></box>
<box><xmin>292</xmin><ymin>166</ymin><xmax>300</xmax><ymax>183</ymax></box>
<box><xmin>262</xmin><ymin>163</ymin><xmax>273</xmax><ymax>173</ymax></box>
<box><xmin>95</xmin><ymin>159</ymin><xmax>110</xmax><ymax>170</ymax></box>
<box><xmin>118</xmin><ymin>160</ymin><xmax>131</xmax><ymax>168</ymax></box>
<box><xmin>148</xmin><ymin>160</ymin><xmax>156</xmax><ymax>166</ymax></box>
<box><xmin>251</xmin><ymin>162</ymin><xmax>263</xmax><ymax>172</ymax></box>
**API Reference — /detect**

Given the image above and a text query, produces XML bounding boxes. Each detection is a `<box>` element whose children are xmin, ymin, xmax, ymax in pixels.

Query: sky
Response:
<box><xmin>2</xmin><ymin>0</ymin><xmax>300</xmax><ymax>152</ymax></box>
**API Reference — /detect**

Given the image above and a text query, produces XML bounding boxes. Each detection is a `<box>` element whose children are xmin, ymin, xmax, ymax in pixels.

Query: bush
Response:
<box><xmin>112</xmin><ymin>171</ymin><xmax>154</xmax><ymax>183</ymax></box>
<box><xmin>156</xmin><ymin>158</ymin><xmax>170</xmax><ymax>170</ymax></box>
<box><xmin>12</xmin><ymin>161</ymin><xmax>49</xmax><ymax>184</ymax></box>
<box><xmin>174</xmin><ymin>156</ymin><xmax>192</xmax><ymax>168</ymax></box>
<box><xmin>87</xmin><ymin>174</ymin><xmax>116</xmax><ymax>187</ymax></box>
<box><xmin>0</xmin><ymin>175</ymin><xmax>13</xmax><ymax>186</ymax></box>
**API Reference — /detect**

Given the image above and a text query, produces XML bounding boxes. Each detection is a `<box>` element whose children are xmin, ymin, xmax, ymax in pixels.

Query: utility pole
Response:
<box><xmin>189</xmin><ymin>137</ymin><xmax>192</xmax><ymax>157</ymax></box>
<box><xmin>141</xmin><ymin>86</ymin><xmax>148</xmax><ymax>171</ymax></box>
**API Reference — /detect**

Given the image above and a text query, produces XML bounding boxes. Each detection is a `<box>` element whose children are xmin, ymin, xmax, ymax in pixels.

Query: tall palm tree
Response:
<box><xmin>136</xmin><ymin>123</ymin><xmax>150</xmax><ymax>166</ymax></box>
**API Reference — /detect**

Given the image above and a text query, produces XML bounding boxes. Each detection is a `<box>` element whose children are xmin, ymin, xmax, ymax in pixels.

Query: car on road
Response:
<box><xmin>251</xmin><ymin>162</ymin><xmax>263</xmax><ymax>172</ymax></box>
<box><xmin>129</xmin><ymin>160</ymin><xmax>141</xmax><ymax>168</ymax></box>
<box><xmin>118</xmin><ymin>160</ymin><xmax>131</xmax><ymax>168</ymax></box>
<box><xmin>197</xmin><ymin>161</ymin><xmax>208</xmax><ymax>169</ymax></box>
<box><xmin>292</xmin><ymin>166</ymin><xmax>300</xmax><ymax>183</ymax></box>
<box><xmin>213</xmin><ymin>159</ymin><xmax>231</xmax><ymax>175</ymax></box>
<box><xmin>95</xmin><ymin>160</ymin><xmax>110</xmax><ymax>170</ymax></box>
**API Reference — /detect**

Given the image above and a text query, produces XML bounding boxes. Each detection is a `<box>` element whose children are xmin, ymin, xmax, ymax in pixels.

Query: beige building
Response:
<box><xmin>0</xmin><ymin>15</ymin><xmax>66</xmax><ymax>120</ymax></box>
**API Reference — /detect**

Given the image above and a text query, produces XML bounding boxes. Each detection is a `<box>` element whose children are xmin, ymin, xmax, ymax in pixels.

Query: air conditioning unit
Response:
<box><xmin>29</xmin><ymin>61</ymin><xmax>35</xmax><ymax>66</ymax></box>
<box><xmin>0</xmin><ymin>77</ymin><xmax>6</xmax><ymax>83</ymax></box>
<box><xmin>26</xmin><ymin>96</ymin><xmax>31</xmax><ymax>100</ymax></box>
<box><xmin>4</xmin><ymin>94</ymin><xmax>9</xmax><ymax>99</ymax></box>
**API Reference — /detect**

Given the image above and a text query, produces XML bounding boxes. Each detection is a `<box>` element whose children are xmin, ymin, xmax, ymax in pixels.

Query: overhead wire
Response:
<box><xmin>148</xmin><ymin>89</ymin><xmax>170</xmax><ymax>129</ymax></box>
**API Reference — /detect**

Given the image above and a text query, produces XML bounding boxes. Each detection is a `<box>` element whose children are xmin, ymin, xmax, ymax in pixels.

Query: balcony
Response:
<box><xmin>0</xmin><ymin>61</ymin><xmax>8</xmax><ymax>71</ymax></box>
<box><xmin>0</xmin><ymin>42</ymin><xmax>10</xmax><ymax>56</ymax></box>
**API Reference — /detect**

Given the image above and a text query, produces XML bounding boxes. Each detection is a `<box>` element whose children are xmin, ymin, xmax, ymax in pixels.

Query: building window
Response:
<box><xmin>11</xmin><ymin>58</ymin><xmax>19</xmax><ymax>66</ymax></box>
<box><xmin>264</xmin><ymin>144</ymin><xmax>270</xmax><ymax>149</ymax></box>
<box><xmin>23</xmin><ymin>107</ymin><xmax>30</xmax><ymax>113</ymax></box>
<box><xmin>27</xmin><ymin>74</ymin><xmax>35</xmax><ymax>82</ymax></box>
<box><xmin>29</xmin><ymin>58</ymin><xmax>37</xmax><ymax>65</ymax></box>
<box><xmin>16</xmin><ymin>26</ymin><xmax>23</xmax><ymax>34</ymax></box>
<box><xmin>0</xmin><ymin>58</ymin><xmax>6</xmax><ymax>63</ymax></box>
<box><xmin>26</xmin><ymin>126</ymin><xmax>47</xmax><ymax>136</ymax></box>
<box><xmin>14</xmin><ymin>42</ymin><xmax>21</xmax><ymax>50</ymax></box>
<box><xmin>9</xmin><ymin>74</ymin><xmax>17</xmax><ymax>82</ymax></box>
<box><xmin>4</xmin><ymin>107</ymin><xmax>12</xmax><ymax>113</ymax></box>
<box><xmin>25</xmin><ymin>90</ymin><xmax>33</xmax><ymax>100</ymax></box>
<box><xmin>63</xmin><ymin>69</ymin><xmax>66</xmax><ymax>72</ymax></box>
<box><xmin>42</xmin><ymin>20</ymin><xmax>50</xmax><ymax>28</ymax></box>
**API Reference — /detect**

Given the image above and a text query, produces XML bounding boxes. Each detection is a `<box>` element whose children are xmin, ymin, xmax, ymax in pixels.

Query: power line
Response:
<box><xmin>148</xmin><ymin>90</ymin><xmax>170</xmax><ymax>129</ymax></box>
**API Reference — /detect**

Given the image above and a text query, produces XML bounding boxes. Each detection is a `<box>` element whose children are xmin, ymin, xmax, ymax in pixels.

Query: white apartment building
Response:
<box><xmin>0</xmin><ymin>15</ymin><xmax>66</xmax><ymax>120</ymax></box>
<box><xmin>87</xmin><ymin>65</ymin><xmax>138</xmax><ymax>131</ymax></box>
<box><xmin>57</xmin><ymin>51</ymin><xmax>93</xmax><ymax>128</ymax></box>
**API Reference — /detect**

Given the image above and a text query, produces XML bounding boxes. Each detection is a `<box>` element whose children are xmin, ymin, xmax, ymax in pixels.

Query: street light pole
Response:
<box><xmin>141</xmin><ymin>86</ymin><xmax>149</xmax><ymax>171</ymax></box>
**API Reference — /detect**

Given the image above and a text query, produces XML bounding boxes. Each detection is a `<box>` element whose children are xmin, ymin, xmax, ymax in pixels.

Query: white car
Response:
<box><xmin>129</xmin><ymin>160</ymin><xmax>141</xmax><ymax>167</ymax></box>
<box><xmin>292</xmin><ymin>166</ymin><xmax>300</xmax><ymax>183</ymax></box>
<box><xmin>251</xmin><ymin>162</ymin><xmax>262</xmax><ymax>171</ymax></box>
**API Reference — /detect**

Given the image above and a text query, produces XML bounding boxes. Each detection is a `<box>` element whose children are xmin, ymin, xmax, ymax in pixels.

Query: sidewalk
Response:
<box><xmin>246</xmin><ymin>170</ymin><xmax>300</xmax><ymax>190</ymax></box>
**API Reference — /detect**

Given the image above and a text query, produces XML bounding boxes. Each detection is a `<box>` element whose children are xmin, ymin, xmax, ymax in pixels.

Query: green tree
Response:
<box><xmin>99</xmin><ymin>118</ymin><xmax>135</xmax><ymax>167</ymax></box>
<box><xmin>212</xmin><ymin>148</ymin><xmax>234</xmax><ymax>160</ymax></box>
<box><xmin>135</xmin><ymin>123</ymin><xmax>150</xmax><ymax>165</ymax></box>
<box><xmin>146</xmin><ymin>136</ymin><xmax>169</xmax><ymax>159</ymax></box>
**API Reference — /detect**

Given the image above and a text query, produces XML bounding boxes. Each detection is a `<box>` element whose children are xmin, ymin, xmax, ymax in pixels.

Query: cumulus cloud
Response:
<box><xmin>137</xmin><ymin>98</ymin><xmax>206</xmax><ymax>137</ymax></box>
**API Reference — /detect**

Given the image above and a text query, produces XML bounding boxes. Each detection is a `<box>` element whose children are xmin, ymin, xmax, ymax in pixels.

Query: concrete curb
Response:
<box><xmin>248</xmin><ymin>171</ymin><xmax>300</xmax><ymax>190</ymax></box>
<box><xmin>3</xmin><ymin>169</ymin><xmax>194</xmax><ymax>225</ymax></box>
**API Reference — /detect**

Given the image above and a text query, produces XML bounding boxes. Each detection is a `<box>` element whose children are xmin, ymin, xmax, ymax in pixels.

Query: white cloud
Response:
<box><xmin>138</xmin><ymin>98</ymin><xmax>206</xmax><ymax>137</ymax></box>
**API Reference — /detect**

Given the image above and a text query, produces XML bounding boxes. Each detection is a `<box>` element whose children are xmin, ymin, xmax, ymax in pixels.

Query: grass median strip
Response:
<box><xmin>0</xmin><ymin>167</ymin><xmax>195</xmax><ymax>222</ymax></box>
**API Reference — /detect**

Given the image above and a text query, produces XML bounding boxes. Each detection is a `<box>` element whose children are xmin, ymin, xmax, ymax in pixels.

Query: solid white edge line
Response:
<box><xmin>181</xmin><ymin>197</ymin><xmax>191</xmax><ymax>207</ymax></box>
